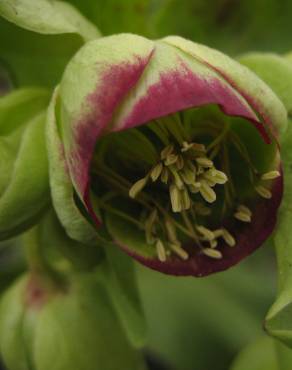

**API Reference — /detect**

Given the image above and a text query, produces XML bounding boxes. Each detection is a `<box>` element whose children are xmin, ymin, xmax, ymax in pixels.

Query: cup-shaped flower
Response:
<box><xmin>0</xmin><ymin>87</ymin><xmax>50</xmax><ymax>240</ymax></box>
<box><xmin>48</xmin><ymin>34</ymin><xmax>286</xmax><ymax>276</ymax></box>
<box><xmin>0</xmin><ymin>271</ymin><xmax>146</xmax><ymax>370</ymax></box>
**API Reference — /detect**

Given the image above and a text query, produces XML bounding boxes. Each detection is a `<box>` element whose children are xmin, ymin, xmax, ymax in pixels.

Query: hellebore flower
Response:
<box><xmin>0</xmin><ymin>87</ymin><xmax>50</xmax><ymax>239</ymax></box>
<box><xmin>0</xmin><ymin>271</ymin><xmax>146</xmax><ymax>370</ymax></box>
<box><xmin>48</xmin><ymin>34</ymin><xmax>287</xmax><ymax>276</ymax></box>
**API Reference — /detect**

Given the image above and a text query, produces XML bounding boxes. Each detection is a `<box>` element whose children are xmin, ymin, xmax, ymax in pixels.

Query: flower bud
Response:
<box><xmin>0</xmin><ymin>272</ymin><xmax>146</xmax><ymax>370</ymax></box>
<box><xmin>0</xmin><ymin>88</ymin><xmax>50</xmax><ymax>240</ymax></box>
<box><xmin>48</xmin><ymin>34</ymin><xmax>286</xmax><ymax>276</ymax></box>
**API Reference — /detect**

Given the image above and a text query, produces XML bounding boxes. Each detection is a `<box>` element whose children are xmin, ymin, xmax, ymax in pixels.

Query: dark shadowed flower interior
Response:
<box><xmin>90</xmin><ymin>103</ymin><xmax>281</xmax><ymax>276</ymax></box>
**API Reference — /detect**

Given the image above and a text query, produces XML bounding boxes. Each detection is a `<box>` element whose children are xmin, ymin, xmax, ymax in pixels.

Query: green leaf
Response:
<box><xmin>0</xmin><ymin>1</ymin><xmax>100</xmax><ymax>87</ymax></box>
<box><xmin>0</xmin><ymin>88</ymin><xmax>51</xmax><ymax>240</ymax></box>
<box><xmin>0</xmin><ymin>87</ymin><xmax>50</xmax><ymax>135</ymax></box>
<box><xmin>101</xmin><ymin>243</ymin><xmax>147</xmax><ymax>348</ymax></box>
<box><xmin>0</xmin><ymin>111</ymin><xmax>50</xmax><ymax>240</ymax></box>
<box><xmin>34</xmin><ymin>273</ymin><xmax>146</xmax><ymax>370</ymax></box>
<box><xmin>46</xmin><ymin>87</ymin><xmax>97</xmax><ymax>244</ymax></box>
<box><xmin>0</xmin><ymin>0</ymin><xmax>100</xmax><ymax>40</ymax></box>
<box><xmin>230</xmin><ymin>336</ymin><xmax>279</xmax><ymax>370</ymax></box>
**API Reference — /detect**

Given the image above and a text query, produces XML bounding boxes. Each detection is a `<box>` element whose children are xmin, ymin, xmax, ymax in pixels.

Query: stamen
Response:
<box><xmin>145</xmin><ymin>209</ymin><xmax>158</xmax><ymax>244</ymax></box>
<box><xmin>169</xmin><ymin>166</ymin><xmax>184</xmax><ymax>189</ymax></box>
<box><xmin>255</xmin><ymin>185</ymin><xmax>272</xmax><ymax>199</ymax></box>
<box><xmin>208</xmin><ymin>169</ymin><xmax>228</xmax><ymax>184</ymax></box>
<box><xmin>195</xmin><ymin>157</ymin><xmax>213</xmax><ymax>168</ymax></box>
<box><xmin>181</xmin><ymin>141</ymin><xmax>206</xmax><ymax>153</ymax></box>
<box><xmin>196</xmin><ymin>225</ymin><xmax>215</xmax><ymax>241</ymax></box>
<box><xmin>169</xmin><ymin>184</ymin><xmax>182</xmax><ymax>212</ymax></box>
<box><xmin>165</xmin><ymin>218</ymin><xmax>178</xmax><ymax>243</ymax></box>
<box><xmin>222</xmin><ymin>229</ymin><xmax>236</xmax><ymax>247</ymax></box>
<box><xmin>165</xmin><ymin>153</ymin><xmax>178</xmax><ymax>166</ymax></box>
<box><xmin>176</xmin><ymin>155</ymin><xmax>184</xmax><ymax>170</ymax></box>
<box><xmin>234</xmin><ymin>211</ymin><xmax>251</xmax><ymax>222</ymax></box>
<box><xmin>193</xmin><ymin>202</ymin><xmax>211</xmax><ymax>216</ymax></box>
<box><xmin>161</xmin><ymin>144</ymin><xmax>174</xmax><ymax>160</ymax></box>
<box><xmin>156</xmin><ymin>239</ymin><xmax>167</xmax><ymax>262</ymax></box>
<box><xmin>189</xmin><ymin>183</ymin><xmax>201</xmax><ymax>193</ymax></box>
<box><xmin>261</xmin><ymin>170</ymin><xmax>281</xmax><ymax>181</ymax></box>
<box><xmin>199</xmin><ymin>180</ymin><xmax>216</xmax><ymax>203</ymax></box>
<box><xmin>202</xmin><ymin>248</ymin><xmax>222</xmax><ymax>259</ymax></box>
<box><xmin>181</xmin><ymin>188</ymin><xmax>191</xmax><ymax>210</ymax></box>
<box><xmin>210</xmin><ymin>239</ymin><xmax>218</xmax><ymax>249</ymax></box>
<box><xmin>129</xmin><ymin>177</ymin><xmax>148</xmax><ymax>198</ymax></box>
<box><xmin>150</xmin><ymin>163</ymin><xmax>163</xmax><ymax>182</ymax></box>
<box><xmin>238</xmin><ymin>204</ymin><xmax>252</xmax><ymax>217</ymax></box>
<box><xmin>161</xmin><ymin>168</ymin><xmax>169</xmax><ymax>184</ymax></box>
<box><xmin>169</xmin><ymin>243</ymin><xmax>189</xmax><ymax>260</ymax></box>
<box><xmin>180</xmin><ymin>168</ymin><xmax>196</xmax><ymax>185</ymax></box>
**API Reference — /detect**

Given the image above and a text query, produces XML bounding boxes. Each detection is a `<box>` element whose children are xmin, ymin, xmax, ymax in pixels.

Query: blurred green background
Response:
<box><xmin>68</xmin><ymin>0</ymin><xmax>292</xmax><ymax>55</ymax></box>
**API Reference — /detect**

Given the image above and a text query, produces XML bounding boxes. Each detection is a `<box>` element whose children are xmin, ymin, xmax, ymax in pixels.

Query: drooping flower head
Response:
<box><xmin>49</xmin><ymin>34</ymin><xmax>286</xmax><ymax>276</ymax></box>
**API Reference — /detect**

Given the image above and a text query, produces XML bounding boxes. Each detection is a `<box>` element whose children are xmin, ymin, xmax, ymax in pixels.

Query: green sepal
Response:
<box><xmin>46</xmin><ymin>87</ymin><xmax>98</xmax><ymax>244</ymax></box>
<box><xmin>238</xmin><ymin>53</ymin><xmax>292</xmax><ymax>117</ymax></box>
<box><xmin>0</xmin><ymin>87</ymin><xmax>50</xmax><ymax>135</ymax></box>
<box><xmin>101</xmin><ymin>243</ymin><xmax>147</xmax><ymax>348</ymax></box>
<box><xmin>39</xmin><ymin>209</ymin><xmax>104</xmax><ymax>271</ymax></box>
<box><xmin>0</xmin><ymin>276</ymin><xmax>30</xmax><ymax>370</ymax></box>
<box><xmin>0</xmin><ymin>271</ymin><xmax>147</xmax><ymax>370</ymax></box>
<box><xmin>264</xmin><ymin>119</ymin><xmax>292</xmax><ymax>346</ymax></box>
<box><xmin>0</xmin><ymin>1</ymin><xmax>100</xmax><ymax>87</ymax></box>
<box><xmin>0</xmin><ymin>88</ymin><xmax>51</xmax><ymax>240</ymax></box>
<box><xmin>34</xmin><ymin>272</ymin><xmax>146</xmax><ymax>370</ymax></box>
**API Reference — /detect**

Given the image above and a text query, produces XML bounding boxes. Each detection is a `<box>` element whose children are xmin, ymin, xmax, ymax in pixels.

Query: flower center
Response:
<box><xmin>91</xmin><ymin>107</ymin><xmax>280</xmax><ymax>262</ymax></box>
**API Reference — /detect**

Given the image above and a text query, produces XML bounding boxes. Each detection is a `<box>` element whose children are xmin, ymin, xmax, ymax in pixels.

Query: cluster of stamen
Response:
<box><xmin>94</xmin><ymin>117</ymin><xmax>281</xmax><ymax>264</ymax></box>
<box><xmin>127</xmin><ymin>138</ymin><xmax>281</xmax><ymax>262</ymax></box>
<box><xmin>130</xmin><ymin>141</ymin><xmax>228</xmax><ymax>211</ymax></box>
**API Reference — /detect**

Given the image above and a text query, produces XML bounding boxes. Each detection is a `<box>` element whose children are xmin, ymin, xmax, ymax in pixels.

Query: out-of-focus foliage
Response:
<box><xmin>68</xmin><ymin>0</ymin><xmax>292</xmax><ymax>54</ymax></box>
<box><xmin>138</xmin><ymin>246</ymin><xmax>277</xmax><ymax>370</ymax></box>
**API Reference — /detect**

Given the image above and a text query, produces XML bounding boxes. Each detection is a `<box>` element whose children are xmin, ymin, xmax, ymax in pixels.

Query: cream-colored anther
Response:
<box><xmin>129</xmin><ymin>177</ymin><xmax>148</xmax><ymax>198</ymax></box>
<box><xmin>222</xmin><ymin>229</ymin><xmax>236</xmax><ymax>247</ymax></box>
<box><xmin>150</xmin><ymin>163</ymin><xmax>163</xmax><ymax>182</ymax></box>
<box><xmin>199</xmin><ymin>180</ymin><xmax>216</xmax><ymax>203</ymax></box>
<box><xmin>196</xmin><ymin>225</ymin><xmax>215</xmax><ymax>241</ymax></box>
<box><xmin>261</xmin><ymin>170</ymin><xmax>281</xmax><ymax>181</ymax></box>
<box><xmin>169</xmin><ymin>243</ymin><xmax>189</xmax><ymax>260</ymax></box>
<box><xmin>202</xmin><ymin>248</ymin><xmax>222</xmax><ymax>259</ymax></box>
<box><xmin>156</xmin><ymin>240</ymin><xmax>167</xmax><ymax>262</ymax></box>
<box><xmin>255</xmin><ymin>185</ymin><xmax>272</xmax><ymax>199</ymax></box>
<box><xmin>195</xmin><ymin>157</ymin><xmax>213</xmax><ymax>168</ymax></box>
<box><xmin>169</xmin><ymin>184</ymin><xmax>182</xmax><ymax>212</ymax></box>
